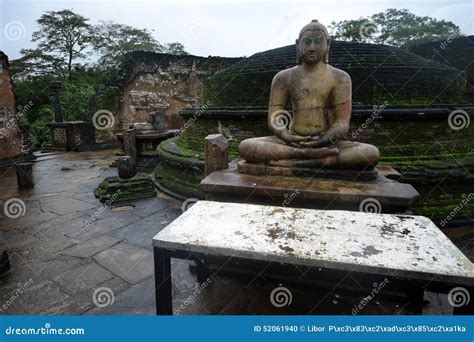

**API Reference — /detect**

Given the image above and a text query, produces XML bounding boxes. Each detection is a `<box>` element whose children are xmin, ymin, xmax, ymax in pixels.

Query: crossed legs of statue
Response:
<box><xmin>238</xmin><ymin>136</ymin><xmax>380</xmax><ymax>169</ymax></box>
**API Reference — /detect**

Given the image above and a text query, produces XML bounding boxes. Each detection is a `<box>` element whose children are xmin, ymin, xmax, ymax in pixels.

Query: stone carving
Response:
<box><xmin>238</xmin><ymin>20</ymin><xmax>380</xmax><ymax>172</ymax></box>
<box><xmin>129</xmin><ymin>90</ymin><xmax>170</xmax><ymax>112</ymax></box>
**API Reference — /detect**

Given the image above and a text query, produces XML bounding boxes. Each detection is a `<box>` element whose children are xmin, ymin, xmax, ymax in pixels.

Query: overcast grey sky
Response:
<box><xmin>1</xmin><ymin>0</ymin><xmax>473</xmax><ymax>60</ymax></box>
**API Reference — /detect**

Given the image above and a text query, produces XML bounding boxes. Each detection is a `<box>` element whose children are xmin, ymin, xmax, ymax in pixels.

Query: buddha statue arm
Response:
<box><xmin>324</xmin><ymin>72</ymin><xmax>352</xmax><ymax>143</ymax></box>
<box><xmin>268</xmin><ymin>71</ymin><xmax>309</xmax><ymax>144</ymax></box>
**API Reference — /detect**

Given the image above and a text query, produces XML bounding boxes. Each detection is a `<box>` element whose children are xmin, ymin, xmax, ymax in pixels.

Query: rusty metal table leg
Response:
<box><xmin>154</xmin><ymin>247</ymin><xmax>172</xmax><ymax>315</ymax></box>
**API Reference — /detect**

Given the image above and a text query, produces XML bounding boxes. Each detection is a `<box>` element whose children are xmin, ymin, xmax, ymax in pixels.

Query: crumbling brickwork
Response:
<box><xmin>0</xmin><ymin>51</ymin><xmax>22</xmax><ymax>163</ymax></box>
<box><xmin>120</xmin><ymin>52</ymin><xmax>241</xmax><ymax>130</ymax></box>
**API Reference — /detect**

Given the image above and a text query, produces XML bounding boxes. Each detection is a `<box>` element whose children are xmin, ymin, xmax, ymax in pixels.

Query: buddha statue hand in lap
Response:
<box><xmin>238</xmin><ymin>20</ymin><xmax>380</xmax><ymax>169</ymax></box>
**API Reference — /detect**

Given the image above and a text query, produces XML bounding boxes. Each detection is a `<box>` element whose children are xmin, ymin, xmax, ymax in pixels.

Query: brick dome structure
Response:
<box><xmin>203</xmin><ymin>42</ymin><xmax>466</xmax><ymax>106</ymax></box>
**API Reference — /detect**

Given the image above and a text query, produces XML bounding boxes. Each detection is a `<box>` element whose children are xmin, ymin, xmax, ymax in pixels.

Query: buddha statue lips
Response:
<box><xmin>238</xmin><ymin>20</ymin><xmax>380</xmax><ymax>169</ymax></box>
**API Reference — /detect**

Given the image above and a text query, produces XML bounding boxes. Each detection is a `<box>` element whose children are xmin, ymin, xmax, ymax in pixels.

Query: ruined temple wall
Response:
<box><xmin>120</xmin><ymin>53</ymin><xmax>242</xmax><ymax>130</ymax></box>
<box><xmin>0</xmin><ymin>51</ymin><xmax>22</xmax><ymax>162</ymax></box>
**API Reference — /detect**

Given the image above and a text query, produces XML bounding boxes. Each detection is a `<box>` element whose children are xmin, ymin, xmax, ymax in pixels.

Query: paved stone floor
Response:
<box><xmin>0</xmin><ymin>150</ymin><xmax>471</xmax><ymax>315</ymax></box>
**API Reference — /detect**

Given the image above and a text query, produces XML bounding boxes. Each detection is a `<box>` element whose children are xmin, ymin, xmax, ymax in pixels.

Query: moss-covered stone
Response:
<box><xmin>94</xmin><ymin>173</ymin><xmax>156</xmax><ymax>203</ymax></box>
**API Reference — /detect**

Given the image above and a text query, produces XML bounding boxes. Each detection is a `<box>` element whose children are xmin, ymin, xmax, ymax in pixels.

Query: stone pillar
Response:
<box><xmin>49</xmin><ymin>81</ymin><xmax>63</xmax><ymax>123</ymax></box>
<box><xmin>123</xmin><ymin>128</ymin><xmax>137</xmax><ymax>166</ymax></box>
<box><xmin>15</xmin><ymin>162</ymin><xmax>34</xmax><ymax>188</ymax></box>
<box><xmin>204</xmin><ymin>134</ymin><xmax>228</xmax><ymax>176</ymax></box>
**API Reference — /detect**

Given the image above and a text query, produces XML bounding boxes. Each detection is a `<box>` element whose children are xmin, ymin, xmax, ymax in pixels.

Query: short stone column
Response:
<box><xmin>204</xmin><ymin>134</ymin><xmax>228</xmax><ymax>176</ymax></box>
<box><xmin>123</xmin><ymin>128</ymin><xmax>137</xmax><ymax>167</ymax></box>
<box><xmin>15</xmin><ymin>162</ymin><xmax>34</xmax><ymax>188</ymax></box>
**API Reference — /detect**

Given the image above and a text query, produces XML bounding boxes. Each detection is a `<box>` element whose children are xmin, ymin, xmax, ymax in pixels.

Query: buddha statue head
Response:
<box><xmin>296</xmin><ymin>20</ymin><xmax>330</xmax><ymax>65</ymax></box>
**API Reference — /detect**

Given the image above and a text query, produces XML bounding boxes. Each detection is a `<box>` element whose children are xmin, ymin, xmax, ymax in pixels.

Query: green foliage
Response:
<box><xmin>30</xmin><ymin>106</ymin><xmax>53</xmax><ymax>149</ymax></box>
<box><xmin>60</xmin><ymin>80</ymin><xmax>95</xmax><ymax>121</ymax></box>
<box><xmin>163</xmin><ymin>42</ymin><xmax>188</xmax><ymax>55</ymax></box>
<box><xmin>30</xmin><ymin>9</ymin><xmax>92</xmax><ymax>79</ymax></box>
<box><xmin>90</xmin><ymin>21</ymin><xmax>164</xmax><ymax>69</ymax></box>
<box><xmin>329</xmin><ymin>8</ymin><xmax>463</xmax><ymax>48</ymax></box>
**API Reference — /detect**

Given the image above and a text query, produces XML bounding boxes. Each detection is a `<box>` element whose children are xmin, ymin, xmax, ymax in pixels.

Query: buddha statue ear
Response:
<box><xmin>295</xmin><ymin>39</ymin><xmax>301</xmax><ymax>64</ymax></box>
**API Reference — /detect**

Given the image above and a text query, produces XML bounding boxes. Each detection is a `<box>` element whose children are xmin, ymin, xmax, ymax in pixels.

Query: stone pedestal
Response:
<box><xmin>200</xmin><ymin>159</ymin><xmax>419</xmax><ymax>213</ymax></box>
<box><xmin>123</xmin><ymin>128</ymin><xmax>137</xmax><ymax>167</ymax></box>
<box><xmin>44</xmin><ymin>121</ymin><xmax>97</xmax><ymax>151</ymax></box>
<box><xmin>15</xmin><ymin>162</ymin><xmax>34</xmax><ymax>188</ymax></box>
<box><xmin>115</xmin><ymin>129</ymin><xmax>179</xmax><ymax>172</ymax></box>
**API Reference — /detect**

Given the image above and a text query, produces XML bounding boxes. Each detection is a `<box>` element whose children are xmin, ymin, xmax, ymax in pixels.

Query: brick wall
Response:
<box><xmin>410</xmin><ymin>36</ymin><xmax>474</xmax><ymax>102</ymax></box>
<box><xmin>120</xmin><ymin>52</ymin><xmax>241</xmax><ymax>130</ymax></box>
<box><xmin>0</xmin><ymin>51</ymin><xmax>22</xmax><ymax>162</ymax></box>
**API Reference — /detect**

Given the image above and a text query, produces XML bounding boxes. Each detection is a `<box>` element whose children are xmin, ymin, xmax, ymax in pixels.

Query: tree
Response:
<box><xmin>10</xmin><ymin>48</ymin><xmax>66</xmax><ymax>80</ymax></box>
<box><xmin>163</xmin><ymin>42</ymin><xmax>188</xmax><ymax>55</ymax></box>
<box><xmin>31</xmin><ymin>9</ymin><xmax>92</xmax><ymax>79</ymax></box>
<box><xmin>90</xmin><ymin>21</ymin><xmax>164</xmax><ymax>68</ymax></box>
<box><xmin>329</xmin><ymin>8</ymin><xmax>463</xmax><ymax>48</ymax></box>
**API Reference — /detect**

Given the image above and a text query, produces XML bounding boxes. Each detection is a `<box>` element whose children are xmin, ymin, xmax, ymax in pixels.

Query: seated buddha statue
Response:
<box><xmin>238</xmin><ymin>20</ymin><xmax>380</xmax><ymax>170</ymax></box>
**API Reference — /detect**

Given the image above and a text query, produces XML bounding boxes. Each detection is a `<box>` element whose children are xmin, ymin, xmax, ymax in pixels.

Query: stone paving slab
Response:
<box><xmin>53</xmin><ymin>262</ymin><xmax>115</xmax><ymax>295</ymax></box>
<box><xmin>61</xmin><ymin>235</ymin><xmax>121</xmax><ymax>258</ymax></box>
<box><xmin>93</xmin><ymin>242</ymin><xmax>154</xmax><ymax>284</ymax></box>
<box><xmin>19</xmin><ymin>280</ymin><xmax>71</xmax><ymax>315</ymax></box>
<box><xmin>84</xmin><ymin>276</ymin><xmax>156</xmax><ymax>315</ymax></box>
<box><xmin>67</xmin><ymin>216</ymin><xmax>140</xmax><ymax>243</ymax></box>
<box><xmin>41</xmin><ymin>197</ymin><xmax>98</xmax><ymax>216</ymax></box>
<box><xmin>108</xmin><ymin>217</ymin><xmax>168</xmax><ymax>250</ymax></box>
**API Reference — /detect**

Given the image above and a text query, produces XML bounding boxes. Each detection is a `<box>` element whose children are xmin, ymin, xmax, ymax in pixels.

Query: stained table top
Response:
<box><xmin>153</xmin><ymin>201</ymin><xmax>474</xmax><ymax>285</ymax></box>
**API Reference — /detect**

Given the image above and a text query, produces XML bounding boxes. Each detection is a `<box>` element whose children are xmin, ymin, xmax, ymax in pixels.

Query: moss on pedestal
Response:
<box><xmin>95</xmin><ymin>173</ymin><xmax>156</xmax><ymax>203</ymax></box>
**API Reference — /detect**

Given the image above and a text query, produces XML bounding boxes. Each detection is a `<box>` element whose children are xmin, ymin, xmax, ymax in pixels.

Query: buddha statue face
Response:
<box><xmin>296</xmin><ymin>20</ymin><xmax>330</xmax><ymax>65</ymax></box>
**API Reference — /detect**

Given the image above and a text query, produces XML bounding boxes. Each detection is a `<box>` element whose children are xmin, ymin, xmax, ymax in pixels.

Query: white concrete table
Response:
<box><xmin>153</xmin><ymin>201</ymin><xmax>474</xmax><ymax>315</ymax></box>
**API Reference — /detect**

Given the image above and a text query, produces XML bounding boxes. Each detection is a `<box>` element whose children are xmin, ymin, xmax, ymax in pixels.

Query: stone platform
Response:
<box><xmin>237</xmin><ymin>160</ymin><xmax>379</xmax><ymax>181</ymax></box>
<box><xmin>200</xmin><ymin>160</ymin><xmax>419</xmax><ymax>213</ymax></box>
